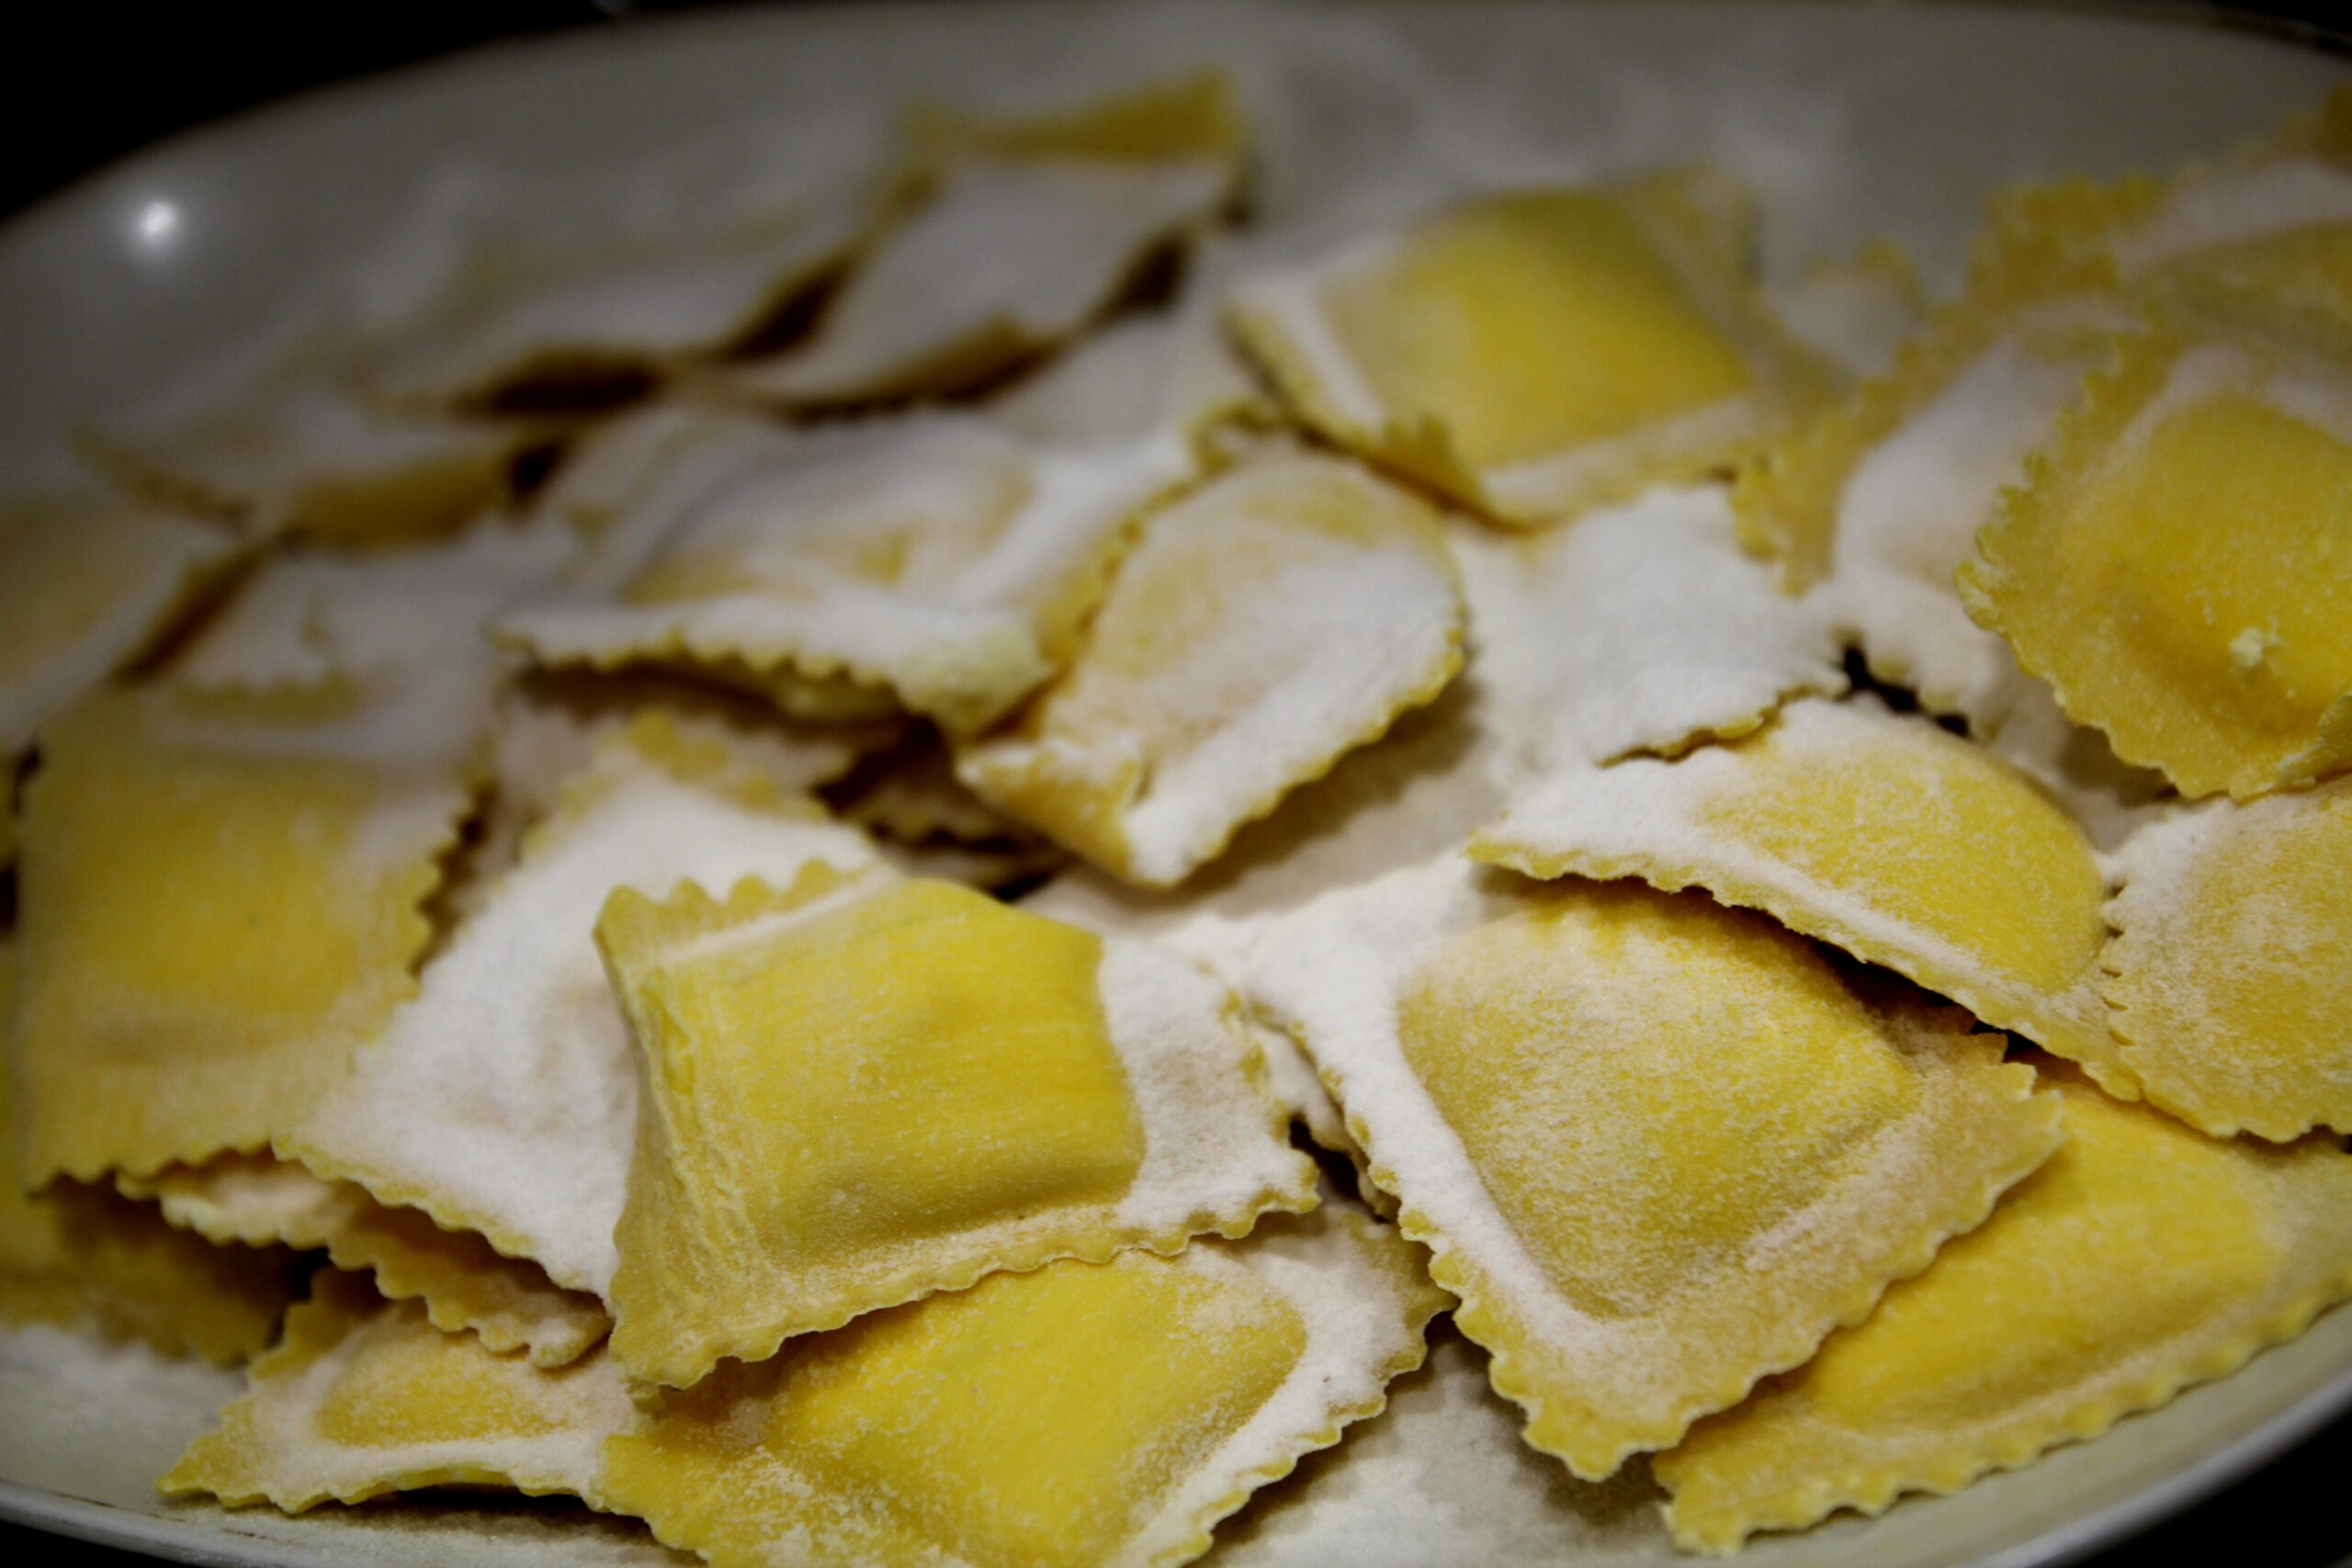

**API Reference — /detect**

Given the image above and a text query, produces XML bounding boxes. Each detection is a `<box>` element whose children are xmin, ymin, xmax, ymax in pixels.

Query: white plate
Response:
<box><xmin>1</xmin><ymin>2</ymin><xmax>2346</xmax><ymax>1563</ymax></box>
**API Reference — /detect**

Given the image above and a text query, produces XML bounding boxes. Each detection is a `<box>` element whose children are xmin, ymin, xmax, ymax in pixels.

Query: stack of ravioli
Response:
<box><xmin>3</xmin><ymin>65</ymin><xmax>2350</xmax><ymax>1567</ymax></box>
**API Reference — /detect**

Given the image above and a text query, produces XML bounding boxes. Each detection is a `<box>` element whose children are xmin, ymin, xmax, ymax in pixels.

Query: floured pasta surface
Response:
<box><xmin>364</xmin><ymin>193</ymin><xmax>870</xmax><ymax>408</ymax></box>
<box><xmin>124</xmin><ymin>1155</ymin><xmax>609</xmax><ymax>1368</ymax></box>
<box><xmin>1961</xmin><ymin>304</ymin><xmax>2352</xmax><ymax>799</ymax></box>
<box><xmin>0</xmin><ymin>491</ymin><xmax>243</xmax><ymax>753</ymax></box>
<box><xmin>163</xmin><ymin>1269</ymin><xmax>631</xmax><ymax>1512</ymax></box>
<box><xmin>503</xmin><ymin>410</ymin><xmax>1187</xmax><ymax>733</ymax></box>
<box><xmin>597</xmin><ymin>864</ymin><xmax>1316</xmax><ymax>1387</ymax></box>
<box><xmin>286</xmin><ymin>723</ymin><xmax>877</xmax><ymax>1297</ymax></box>
<box><xmin>1736</xmin><ymin>265</ymin><xmax>2132</xmax><ymax>731</ymax></box>
<box><xmin>81</xmin><ymin>332</ymin><xmax>553</xmax><ymax>545</ymax></box>
<box><xmin>11</xmin><ymin>678</ymin><xmax>479</xmax><ymax>1183</ymax></box>
<box><xmin>1227</xmin><ymin>173</ymin><xmax>1830</xmax><ymax>526</ymax></box>
<box><xmin>1658</xmin><ymin>1066</ymin><xmax>2352</xmax><ymax>1553</ymax></box>
<box><xmin>957</xmin><ymin>448</ymin><xmax>1464</xmax><ymax>885</ymax></box>
<box><xmin>2101</xmin><ymin>777</ymin><xmax>2352</xmax><ymax>1141</ymax></box>
<box><xmin>1232</xmin><ymin>857</ymin><xmax>2059</xmax><ymax>1481</ymax></box>
<box><xmin>599</xmin><ymin>1209</ymin><xmax>1442</xmax><ymax>1568</ymax></box>
<box><xmin>1475</xmin><ymin>697</ymin><xmax>2127</xmax><ymax>1090</ymax></box>
<box><xmin>173</xmin><ymin>520</ymin><xmax>574</xmax><ymax>689</ymax></box>
<box><xmin>1443</xmin><ymin>485</ymin><xmax>1843</xmax><ymax>771</ymax></box>
<box><xmin>726</xmin><ymin>73</ymin><xmax>1246</xmax><ymax>405</ymax></box>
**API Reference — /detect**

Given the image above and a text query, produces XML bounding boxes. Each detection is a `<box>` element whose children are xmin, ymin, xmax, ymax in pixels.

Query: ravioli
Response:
<box><xmin>595</xmin><ymin>864</ymin><xmax>1316</xmax><ymax>1388</ymax></box>
<box><xmin>985</xmin><ymin>302</ymin><xmax>1269</xmax><ymax>451</ymax></box>
<box><xmin>11</xmin><ymin>678</ymin><xmax>480</xmax><ymax>1184</ymax></box>
<box><xmin>723</xmin><ymin>73</ymin><xmax>1246</xmax><ymax>405</ymax></box>
<box><xmin>123</xmin><ymin>1155</ymin><xmax>609</xmax><ymax>1367</ymax></box>
<box><xmin>1232</xmin><ymin>857</ymin><xmax>2060</xmax><ymax>1480</ymax></box>
<box><xmin>363</xmin><ymin>189</ymin><xmax>868</xmax><ymax>408</ymax></box>
<box><xmin>1658</xmin><ymin>1064</ymin><xmax>2352</xmax><ymax>1553</ymax></box>
<box><xmin>1734</xmin><ymin>254</ymin><xmax>2132</xmax><ymax>729</ymax></box>
<box><xmin>0</xmin><ymin>491</ymin><xmax>243</xmax><ymax>754</ymax></box>
<box><xmin>285</xmin><ymin>722</ymin><xmax>876</xmax><ymax>1299</ymax></box>
<box><xmin>173</xmin><ymin>520</ymin><xmax>575</xmax><ymax>688</ymax></box>
<box><xmin>1474</xmin><ymin>697</ymin><xmax>2129</xmax><ymax>1090</ymax></box>
<box><xmin>0</xmin><ymin>943</ymin><xmax>296</xmax><ymax>1366</ymax></box>
<box><xmin>1960</xmin><ymin>306</ymin><xmax>2352</xmax><ymax>798</ymax></box>
<box><xmin>162</xmin><ymin>1269</ymin><xmax>631</xmax><ymax>1513</ymax></box>
<box><xmin>502</xmin><ymin>410</ymin><xmax>1188</xmax><ymax>734</ymax></box>
<box><xmin>1227</xmin><ymin>172</ymin><xmax>1831</xmax><ymax>526</ymax></box>
<box><xmin>80</xmin><ymin>330</ymin><xmax>554</xmax><ymax>545</ymax></box>
<box><xmin>2101</xmin><ymin>776</ymin><xmax>2352</xmax><ymax>1141</ymax></box>
<box><xmin>1444</xmin><ymin>484</ymin><xmax>1844</xmax><ymax>770</ymax></box>
<box><xmin>956</xmin><ymin>448</ymin><xmax>1464</xmax><ymax>886</ymax></box>
<box><xmin>599</xmin><ymin>1208</ymin><xmax>1442</xmax><ymax>1568</ymax></box>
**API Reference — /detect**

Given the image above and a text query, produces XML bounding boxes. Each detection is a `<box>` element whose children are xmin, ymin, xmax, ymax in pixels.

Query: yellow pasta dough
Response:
<box><xmin>2101</xmin><ymin>776</ymin><xmax>2352</xmax><ymax>1140</ymax></box>
<box><xmin>956</xmin><ymin>448</ymin><xmax>1464</xmax><ymax>886</ymax></box>
<box><xmin>596</xmin><ymin>863</ymin><xmax>1316</xmax><ymax>1388</ymax></box>
<box><xmin>0</xmin><ymin>943</ymin><xmax>296</xmax><ymax>1366</ymax></box>
<box><xmin>1657</xmin><ymin>1064</ymin><xmax>2352</xmax><ymax>1553</ymax></box>
<box><xmin>122</xmin><ymin>1156</ymin><xmax>608</xmax><ymax>1368</ymax></box>
<box><xmin>286</xmin><ymin>719</ymin><xmax>877</xmax><ymax>1299</ymax></box>
<box><xmin>11</xmin><ymin>678</ymin><xmax>479</xmax><ymax>1184</ymax></box>
<box><xmin>598</xmin><ymin>1208</ymin><xmax>1442</xmax><ymax>1568</ymax></box>
<box><xmin>1473</xmin><ymin>697</ymin><xmax>2130</xmax><ymax>1092</ymax></box>
<box><xmin>162</xmin><ymin>1269</ymin><xmax>631</xmax><ymax>1512</ymax></box>
<box><xmin>1227</xmin><ymin>172</ymin><xmax>1831</xmax><ymax>526</ymax></box>
<box><xmin>1960</xmin><ymin>304</ymin><xmax>2352</xmax><ymax>799</ymax></box>
<box><xmin>501</xmin><ymin>409</ymin><xmax>1187</xmax><ymax>735</ymax></box>
<box><xmin>0</xmin><ymin>491</ymin><xmax>243</xmax><ymax>753</ymax></box>
<box><xmin>1225</xmin><ymin>855</ymin><xmax>2062</xmax><ymax>1481</ymax></box>
<box><xmin>726</xmin><ymin>73</ymin><xmax>1246</xmax><ymax>406</ymax></box>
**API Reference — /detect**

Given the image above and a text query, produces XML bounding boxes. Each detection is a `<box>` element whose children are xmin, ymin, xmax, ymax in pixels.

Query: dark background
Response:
<box><xmin>6</xmin><ymin>2</ymin><xmax>2350</xmax><ymax>1564</ymax></box>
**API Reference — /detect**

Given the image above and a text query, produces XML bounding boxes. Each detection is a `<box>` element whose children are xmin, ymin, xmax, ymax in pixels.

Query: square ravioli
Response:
<box><xmin>1</xmin><ymin>943</ymin><xmax>296</xmax><ymax>1366</ymax></box>
<box><xmin>80</xmin><ymin>329</ymin><xmax>555</xmax><ymax>546</ymax></box>
<box><xmin>1225</xmin><ymin>854</ymin><xmax>2061</xmax><ymax>1481</ymax></box>
<box><xmin>361</xmin><ymin>188</ymin><xmax>869</xmax><ymax>409</ymax></box>
<box><xmin>1472</xmin><ymin>696</ymin><xmax>2128</xmax><ymax>1093</ymax></box>
<box><xmin>723</xmin><ymin>73</ymin><xmax>1247</xmax><ymax>405</ymax></box>
<box><xmin>501</xmin><ymin>409</ymin><xmax>1190</xmax><ymax>734</ymax></box>
<box><xmin>1657</xmin><ymin>1064</ymin><xmax>2352</xmax><ymax>1553</ymax></box>
<box><xmin>11</xmin><ymin>677</ymin><xmax>481</xmax><ymax>1184</ymax></box>
<box><xmin>163</xmin><ymin>1269</ymin><xmax>632</xmax><ymax>1513</ymax></box>
<box><xmin>284</xmin><ymin>721</ymin><xmax>877</xmax><ymax>1299</ymax></box>
<box><xmin>123</xmin><ymin>1155</ymin><xmax>609</xmax><ymax>1368</ymax></box>
<box><xmin>171</xmin><ymin>519</ymin><xmax>576</xmax><ymax>689</ymax></box>
<box><xmin>2101</xmin><ymin>775</ymin><xmax>2352</xmax><ymax>1141</ymax></box>
<box><xmin>1443</xmin><ymin>483</ymin><xmax>1844</xmax><ymax>770</ymax></box>
<box><xmin>1733</xmin><ymin>258</ymin><xmax>2135</xmax><ymax>731</ymax></box>
<box><xmin>1226</xmin><ymin>171</ymin><xmax>1832</xmax><ymax>526</ymax></box>
<box><xmin>594</xmin><ymin>863</ymin><xmax>1317</xmax><ymax>1388</ymax></box>
<box><xmin>956</xmin><ymin>447</ymin><xmax>1465</xmax><ymax>886</ymax></box>
<box><xmin>1959</xmin><ymin>301</ymin><xmax>2352</xmax><ymax>799</ymax></box>
<box><xmin>598</xmin><ymin>1208</ymin><xmax>1442</xmax><ymax>1568</ymax></box>
<box><xmin>0</xmin><ymin>491</ymin><xmax>243</xmax><ymax>753</ymax></box>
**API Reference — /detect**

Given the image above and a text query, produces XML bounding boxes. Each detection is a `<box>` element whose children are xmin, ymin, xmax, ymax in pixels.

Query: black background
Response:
<box><xmin>5</xmin><ymin>3</ymin><xmax>2349</xmax><ymax>1564</ymax></box>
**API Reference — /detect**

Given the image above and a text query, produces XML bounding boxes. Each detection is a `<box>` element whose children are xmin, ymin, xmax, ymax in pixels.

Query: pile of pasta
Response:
<box><xmin>4</xmin><ymin>68</ymin><xmax>2351</xmax><ymax>1564</ymax></box>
